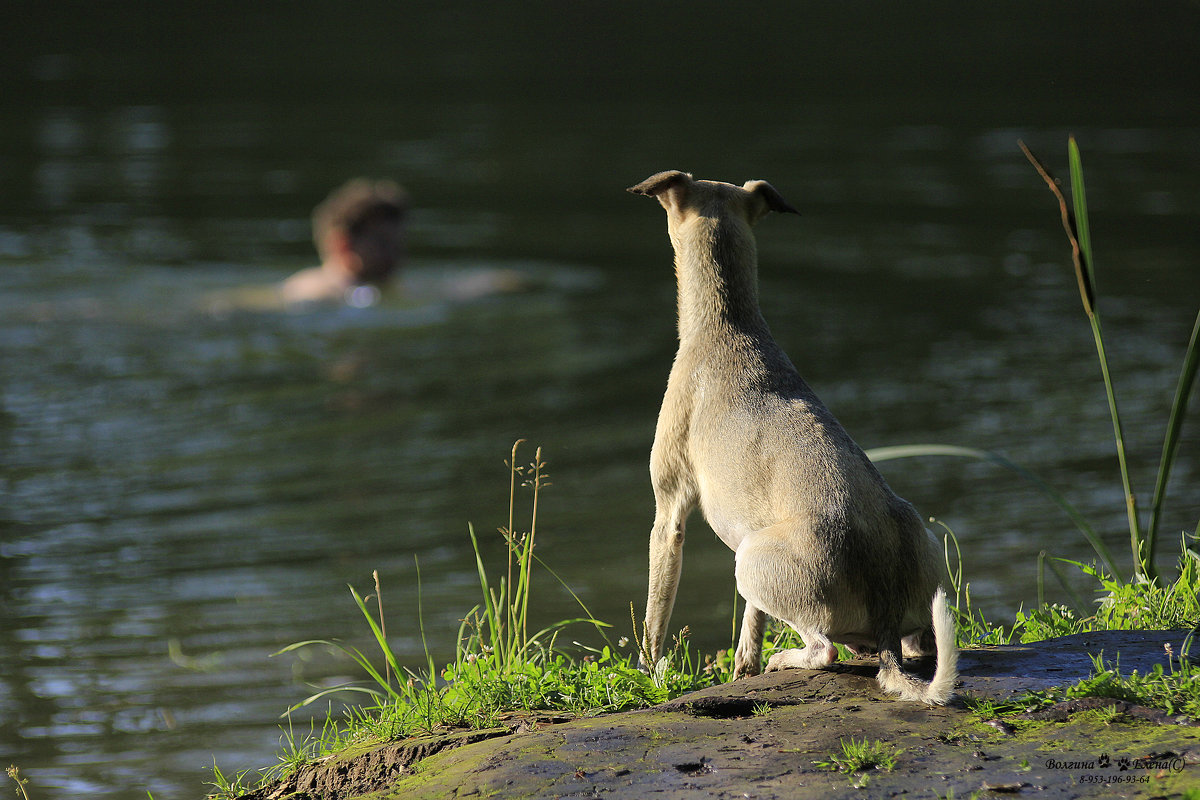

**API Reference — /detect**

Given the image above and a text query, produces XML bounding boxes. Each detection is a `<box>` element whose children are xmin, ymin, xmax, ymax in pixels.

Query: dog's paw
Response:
<box><xmin>732</xmin><ymin>642</ymin><xmax>763</xmax><ymax>680</ymax></box>
<box><xmin>764</xmin><ymin>652</ymin><xmax>792</xmax><ymax>672</ymax></box>
<box><xmin>766</xmin><ymin>644</ymin><xmax>838</xmax><ymax>671</ymax></box>
<box><xmin>732</xmin><ymin>660</ymin><xmax>762</xmax><ymax>680</ymax></box>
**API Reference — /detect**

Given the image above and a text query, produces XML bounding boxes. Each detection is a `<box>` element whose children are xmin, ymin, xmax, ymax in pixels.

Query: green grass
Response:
<box><xmin>206</xmin><ymin>760</ymin><xmax>256</xmax><ymax>800</ymax></box>
<box><xmin>961</xmin><ymin>642</ymin><xmax>1200</xmax><ymax>722</ymax></box>
<box><xmin>1069</xmin><ymin>651</ymin><xmax>1200</xmax><ymax>717</ymax></box>
<box><xmin>951</xmin><ymin>531</ymin><xmax>1200</xmax><ymax>721</ymax></box>
<box><xmin>815</xmin><ymin>737</ymin><xmax>902</xmax><ymax>774</ymax></box>
<box><xmin>944</xmin><ymin>520</ymin><xmax>1200</xmax><ymax>649</ymax></box>
<box><xmin>207</xmin><ymin>442</ymin><xmax>723</xmax><ymax>798</ymax></box>
<box><xmin>210</xmin><ymin>445</ymin><xmax>1200</xmax><ymax>799</ymax></box>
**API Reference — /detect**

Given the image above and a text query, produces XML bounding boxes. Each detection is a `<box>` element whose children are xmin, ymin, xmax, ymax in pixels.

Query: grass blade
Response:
<box><xmin>272</xmin><ymin>638</ymin><xmax>381</xmax><ymax>681</ymax></box>
<box><xmin>272</xmin><ymin>639</ymin><xmax>342</xmax><ymax>656</ymax></box>
<box><xmin>1068</xmin><ymin>137</ymin><xmax>1096</xmax><ymax>296</ymax></box>
<box><xmin>282</xmin><ymin>685</ymin><xmax>385</xmax><ymax>716</ymax></box>
<box><xmin>272</xmin><ymin>635</ymin><xmax>399</xmax><ymax>708</ymax></box>
<box><xmin>467</xmin><ymin>524</ymin><xmax>503</xmax><ymax>662</ymax></box>
<box><xmin>1145</xmin><ymin>307</ymin><xmax>1200</xmax><ymax>569</ymax></box>
<box><xmin>1043</xmin><ymin>554</ymin><xmax>1091</xmax><ymax>613</ymax></box>
<box><xmin>413</xmin><ymin>556</ymin><xmax>438</xmax><ymax>683</ymax></box>
<box><xmin>867</xmin><ymin>444</ymin><xmax>1122</xmax><ymax>579</ymax></box>
<box><xmin>1066</xmin><ymin>142</ymin><xmax>1143</xmax><ymax>575</ymax></box>
<box><xmin>531</xmin><ymin>549</ymin><xmax>614</xmax><ymax>646</ymax></box>
<box><xmin>349</xmin><ymin>586</ymin><xmax>399</xmax><ymax>676</ymax></box>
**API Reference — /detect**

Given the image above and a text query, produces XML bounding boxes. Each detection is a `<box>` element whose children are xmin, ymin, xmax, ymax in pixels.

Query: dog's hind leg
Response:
<box><xmin>764</xmin><ymin>630</ymin><xmax>839</xmax><ymax>672</ymax></box>
<box><xmin>734</xmin><ymin>520</ymin><xmax>842</xmax><ymax>677</ymax></box>
<box><xmin>732</xmin><ymin>603</ymin><xmax>766</xmax><ymax>678</ymax></box>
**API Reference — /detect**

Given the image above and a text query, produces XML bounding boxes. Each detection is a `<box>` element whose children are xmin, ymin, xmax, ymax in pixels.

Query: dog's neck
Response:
<box><xmin>670</xmin><ymin>214</ymin><xmax>768</xmax><ymax>343</ymax></box>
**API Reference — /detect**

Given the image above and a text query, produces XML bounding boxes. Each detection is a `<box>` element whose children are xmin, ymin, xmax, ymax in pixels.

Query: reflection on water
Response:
<box><xmin>2</xmin><ymin>4</ymin><xmax>1199</xmax><ymax>799</ymax></box>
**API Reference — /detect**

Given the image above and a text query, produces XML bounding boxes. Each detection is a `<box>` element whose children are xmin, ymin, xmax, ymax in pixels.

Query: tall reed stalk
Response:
<box><xmin>871</xmin><ymin>139</ymin><xmax>1199</xmax><ymax>585</ymax></box>
<box><xmin>1023</xmin><ymin>138</ymin><xmax>1198</xmax><ymax>582</ymax></box>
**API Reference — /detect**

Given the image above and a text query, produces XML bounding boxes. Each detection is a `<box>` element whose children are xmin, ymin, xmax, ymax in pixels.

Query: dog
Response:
<box><xmin>628</xmin><ymin>170</ymin><xmax>957</xmax><ymax>704</ymax></box>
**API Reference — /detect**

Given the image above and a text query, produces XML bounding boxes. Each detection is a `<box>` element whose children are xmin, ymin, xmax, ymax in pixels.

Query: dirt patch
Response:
<box><xmin>237</xmin><ymin>631</ymin><xmax>1200</xmax><ymax>799</ymax></box>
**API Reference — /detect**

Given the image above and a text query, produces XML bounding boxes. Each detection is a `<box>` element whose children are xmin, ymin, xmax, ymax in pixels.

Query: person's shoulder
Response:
<box><xmin>281</xmin><ymin>266</ymin><xmax>344</xmax><ymax>304</ymax></box>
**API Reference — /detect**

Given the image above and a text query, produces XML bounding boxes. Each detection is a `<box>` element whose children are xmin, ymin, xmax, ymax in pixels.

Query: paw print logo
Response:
<box><xmin>1097</xmin><ymin>753</ymin><xmax>1110</xmax><ymax>769</ymax></box>
<box><xmin>1116</xmin><ymin>756</ymin><xmax>1132</xmax><ymax>772</ymax></box>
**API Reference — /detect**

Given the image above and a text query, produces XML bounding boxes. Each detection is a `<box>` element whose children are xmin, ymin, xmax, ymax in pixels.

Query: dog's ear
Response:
<box><xmin>628</xmin><ymin>170</ymin><xmax>690</xmax><ymax>197</ymax></box>
<box><xmin>743</xmin><ymin>180</ymin><xmax>799</xmax><ymax>218</ymax></box>
<box><xmin>628</xmin><ymin>171</ymin><xmax>692</xmax><ymax>213</ymax></box>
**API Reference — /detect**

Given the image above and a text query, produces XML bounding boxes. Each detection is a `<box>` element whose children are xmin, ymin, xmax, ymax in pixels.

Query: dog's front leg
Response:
<box><xmin>642</xmin><ymin>504</ymin><xmax>690</xmax><ymax>668</ymax></box>
<box><xmin>732</xmin><ymin>602</ymin><xmax>766</xmax><ymax>678</ymax></box>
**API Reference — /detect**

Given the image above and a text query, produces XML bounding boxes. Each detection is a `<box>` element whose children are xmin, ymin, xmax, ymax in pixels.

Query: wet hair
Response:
<box><xmin>311</xmin><ymin>178</ymin><xmax>408</xmax><ymax>255</ymax></box>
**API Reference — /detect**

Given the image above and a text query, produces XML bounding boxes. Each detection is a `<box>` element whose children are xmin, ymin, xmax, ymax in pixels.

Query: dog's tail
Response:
<box><xmin>876</xmin><ymin>587</ymin><xmax>958</xmax><ymax>705</ymax></box>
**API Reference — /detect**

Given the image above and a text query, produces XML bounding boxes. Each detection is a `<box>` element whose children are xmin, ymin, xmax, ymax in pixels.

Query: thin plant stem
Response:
<box><xmin>1090</xmin><ymin>313</ymin><xmax>1144</xmax><ymax>577</ymax></box>
<box><xmin>6</xmin><ymin>766</ymin><xmax>31</xmax><ymax>800</ymax></box>
<box><xmin>505</xmin><ymin>439</ymin><xmax>524</xmax><ymax>657</ymax></box>
<box><xmin>521</xmin><ymin>447</ymin><xmax>545</xmax><ymax>652</ymax></box>
<box><xmin>1037</xmin><ymin>550</ymin><xmax>1046</xmax><ymax>609</ymax></box>
<box><xmin>1022</xmin><ymin>138</ymin><xmax>1148</xmax><ymax>580</ymax></box>
<box><xmin>414</xmin><ymin>556</ymin><xmax>436</xmax><ymax>682</ymax></box>
<box><xmin>373</xmin><ymin>570</ymin><xmax>389</xmax><ymax>688</ymax></box>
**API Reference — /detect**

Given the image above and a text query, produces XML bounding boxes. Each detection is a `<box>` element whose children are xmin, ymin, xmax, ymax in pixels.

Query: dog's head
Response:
<box><xmin>627</xmin><ymin>171</ymin><xmax>797</xmax><ymax>226</ymax></box>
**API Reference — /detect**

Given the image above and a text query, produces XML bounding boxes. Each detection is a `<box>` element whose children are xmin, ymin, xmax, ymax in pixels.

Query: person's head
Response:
<box><xmin>312</xmin><ymin>179</ymin><xmax>409</xmax><ymax>285</ymax></box>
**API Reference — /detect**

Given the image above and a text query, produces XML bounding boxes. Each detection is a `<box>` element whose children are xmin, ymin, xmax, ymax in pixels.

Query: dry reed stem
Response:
<box><xmin>1019</xmin><ymin>139</ymin><xmax>1095</xmax><ymax>316</ymax></box>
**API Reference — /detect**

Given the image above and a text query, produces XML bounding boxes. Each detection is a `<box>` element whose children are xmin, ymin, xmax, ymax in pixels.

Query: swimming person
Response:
<box><xmin>281</xmin><ymin>178</ymin><xmax>408</xmax><ymax>307</ymax></box>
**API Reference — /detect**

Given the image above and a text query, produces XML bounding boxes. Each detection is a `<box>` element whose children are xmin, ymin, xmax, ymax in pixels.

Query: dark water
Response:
<box><xmin>2</xmin><ymin>4</ymin><xmax>1199</xmax><ymax>798</ymax></box>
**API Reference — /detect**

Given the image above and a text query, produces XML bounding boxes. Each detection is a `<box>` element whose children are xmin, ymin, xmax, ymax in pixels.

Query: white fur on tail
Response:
<box><xmin>877</xmin><ymin>588</ymin><xmax>958</xmax><ymax>705</ymax></box>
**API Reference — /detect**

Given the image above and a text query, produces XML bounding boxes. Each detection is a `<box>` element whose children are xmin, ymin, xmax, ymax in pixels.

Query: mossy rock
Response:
<box><xmin>240</xmin><ymin>631</ymin><xmax>1200</xmax><ymax>799</ymax></box>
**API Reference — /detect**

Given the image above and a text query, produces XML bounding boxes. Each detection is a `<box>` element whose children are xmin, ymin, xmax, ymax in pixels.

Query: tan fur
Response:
<box><xmin>628</xmin><ymin>171</ymin><xmax>957</xmax><ymax>704</ymax></box>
